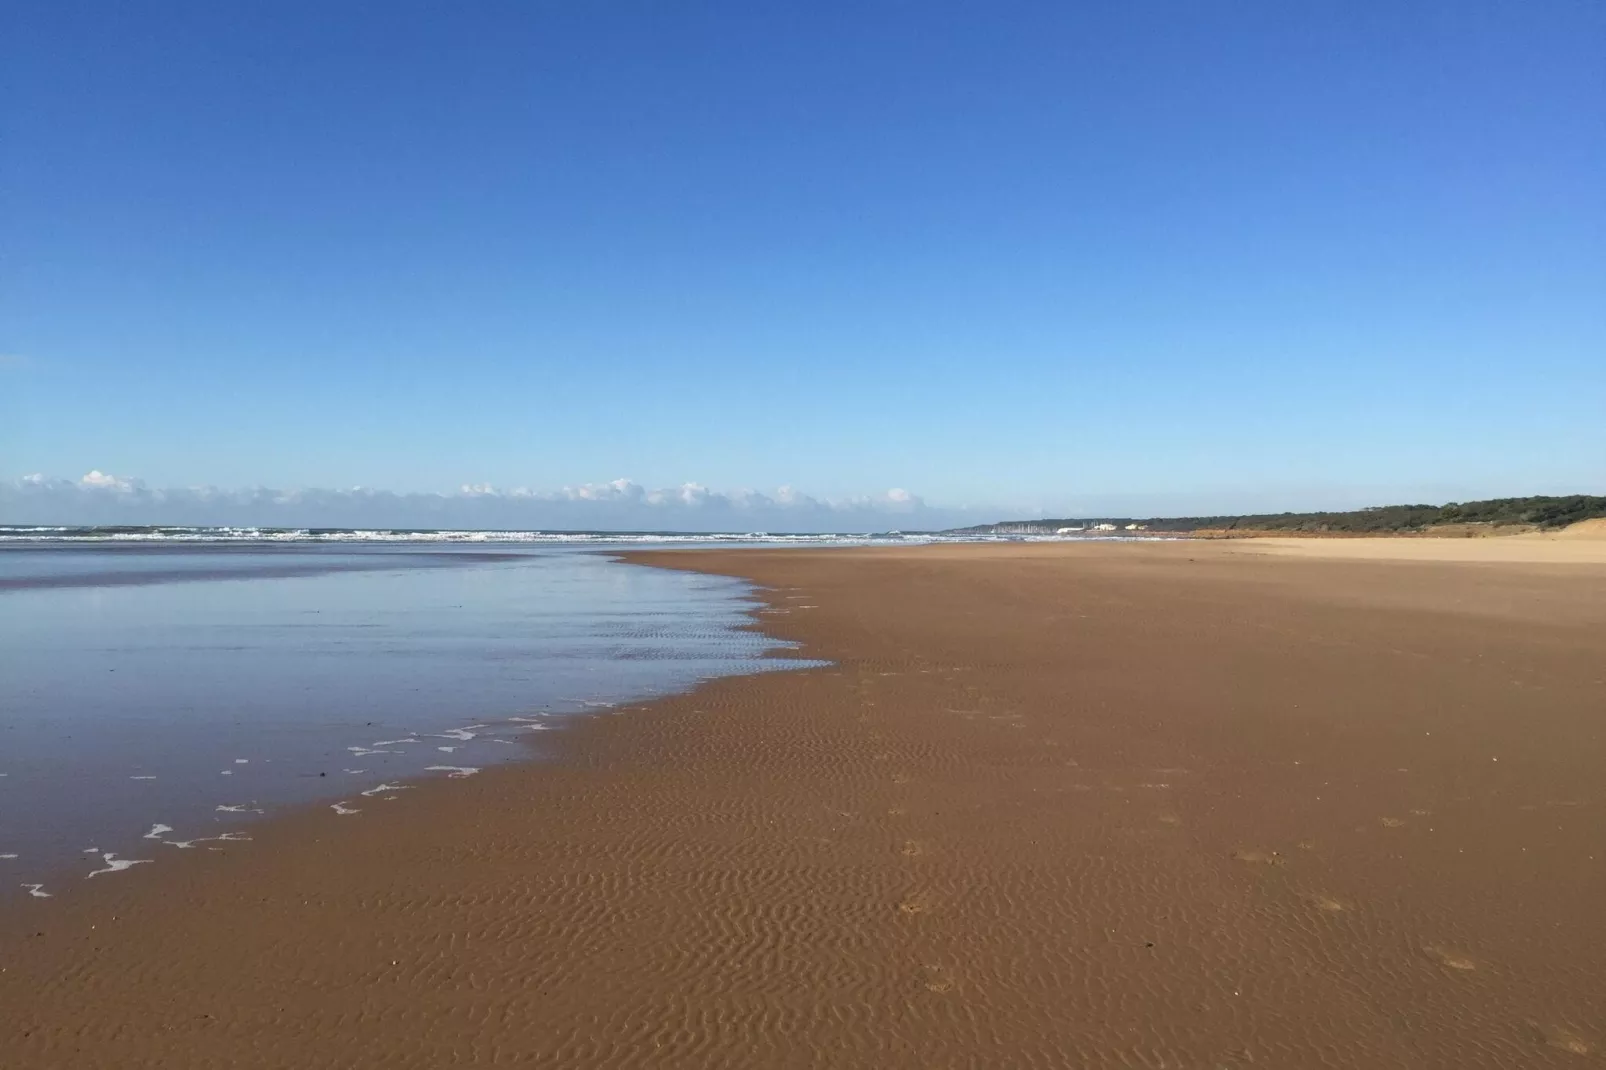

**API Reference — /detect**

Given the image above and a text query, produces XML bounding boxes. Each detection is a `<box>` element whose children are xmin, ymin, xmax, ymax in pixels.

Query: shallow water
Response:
<box><xmin>0</xmin><ymin>543</ymin><xmax>819</xmax><ymax>898</ymax></box>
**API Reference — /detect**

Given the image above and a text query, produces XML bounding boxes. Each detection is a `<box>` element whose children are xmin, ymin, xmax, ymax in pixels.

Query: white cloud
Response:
<box><xmin>562</xmin><ymin>478</ymin><xmax>645</xmax><ymax>502</ymax></box>
<box><xmin>773</xmin><ymin>485</ymin><xmax>812</xmax><ymax>507</ymax></box>
<box><xmin>77</xmin><ymin>470</ymin><xmax>142</xmax><ymax>492</ymax></box>
<box><xmin>650</xmin><ymin>483</ymin><xmax>713</xmax><ymax>508</ymax></box>
<box><xmin>2</xmin><ymin>474</ymin><xmax>991</xmax><ymax>532</ymax></box>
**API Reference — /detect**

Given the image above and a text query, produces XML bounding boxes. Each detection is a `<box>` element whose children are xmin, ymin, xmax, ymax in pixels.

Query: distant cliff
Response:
<box><xmin>951</xmin><ymin>495</ymin><xmax>1606</xmax><ymax>537</ymax></box>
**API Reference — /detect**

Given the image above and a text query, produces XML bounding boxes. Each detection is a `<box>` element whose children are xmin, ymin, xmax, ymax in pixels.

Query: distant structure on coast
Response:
<box><xmin>972</xmin><ymin>520</ymin><xmax>1145</xmax><ymax>536</ymax></box>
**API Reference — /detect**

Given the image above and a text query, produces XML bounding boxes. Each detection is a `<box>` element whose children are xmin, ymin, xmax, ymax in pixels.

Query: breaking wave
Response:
<box><xmin>0</xmin><ymin>525</ymin><xmax>1056</xmax><ymax>545</ymax></box>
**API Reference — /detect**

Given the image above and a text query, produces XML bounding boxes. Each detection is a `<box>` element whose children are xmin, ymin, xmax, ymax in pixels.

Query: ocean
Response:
<box><xmin>0</xmin><ymin>530</ymin><xmax>855</xmax><ymax>899</ymax></box>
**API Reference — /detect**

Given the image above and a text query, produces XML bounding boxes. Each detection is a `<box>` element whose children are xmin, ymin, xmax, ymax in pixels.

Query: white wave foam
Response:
<box><xmin>0</xmin><ymin>524</ymin><xmax>1133</xmax><ymax>546</ymax></box>
<box><xmin>165</xmin><ymin>831</ymin><xmax>252</xmax><ymax>849</ymax></box>
<box><xmin>86</xmin><ymin>852</ymin><xmax>152</xmax><ymax>878</ymax></box>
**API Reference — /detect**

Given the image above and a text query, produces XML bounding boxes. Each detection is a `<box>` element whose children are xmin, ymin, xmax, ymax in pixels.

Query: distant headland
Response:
<box><xmin>952</xmin><ymin>495</ymin><xmax>1606</xmax><ymax>538</ymax></box>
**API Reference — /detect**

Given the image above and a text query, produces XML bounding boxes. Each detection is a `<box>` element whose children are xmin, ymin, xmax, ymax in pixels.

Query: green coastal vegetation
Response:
<box><xmin>956</xmin><ymin>495</ymin><xmax>1606</xmax><ymax>536</ymax></box>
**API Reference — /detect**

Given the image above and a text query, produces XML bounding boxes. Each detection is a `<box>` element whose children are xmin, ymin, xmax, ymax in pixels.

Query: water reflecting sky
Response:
<box><xmin>0</xmin><ymin>544</ymin><xmax>817</xmax><ymax>898</ymax></box>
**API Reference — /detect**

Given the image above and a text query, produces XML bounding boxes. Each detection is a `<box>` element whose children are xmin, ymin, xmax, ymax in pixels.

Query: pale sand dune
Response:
<box><xmin>2</xmin><ymin>542</ymin><xmax>1602</xmax><ymax>1068</ymax></box>
<box><xmin>1546</xmin><ymin>517</ymin><xmax>1606</xmax><ymax>540</ymax></box>
<box><xmin>1234</xmin><ymin>532</ymin><xmax>1606</xmax><ymax>563</ymax></box>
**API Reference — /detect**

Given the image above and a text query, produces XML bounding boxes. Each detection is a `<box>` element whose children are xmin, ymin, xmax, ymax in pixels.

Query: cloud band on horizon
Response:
<box><xmin>2</xmin><ymin>472</ymin><xmax>970</xmax><ymax>532</ymax></box>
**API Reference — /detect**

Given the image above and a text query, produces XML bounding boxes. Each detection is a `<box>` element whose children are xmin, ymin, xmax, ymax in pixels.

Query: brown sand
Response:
<box><xmin>3</xmin><ymin>542</ymin><xmax>1604</xmax><ymax>1068</ymax></box>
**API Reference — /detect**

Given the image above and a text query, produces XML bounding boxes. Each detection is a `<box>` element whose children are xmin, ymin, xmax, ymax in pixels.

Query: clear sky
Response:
<box><xmin>3</xmin><ymin>1</ymin><xmax>1602</xmax><ymax>527</ymax></box>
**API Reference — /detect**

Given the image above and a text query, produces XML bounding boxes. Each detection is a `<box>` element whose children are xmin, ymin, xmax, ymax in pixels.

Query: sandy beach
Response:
<box><xmin>3</xmin><ymin>539</ymin><xmax>1604</xmax><ymax>1068</ymax></box>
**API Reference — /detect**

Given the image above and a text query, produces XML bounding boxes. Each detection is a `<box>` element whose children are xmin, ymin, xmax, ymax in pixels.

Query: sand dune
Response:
<box><xmin>1236</xmin><ymin>531</ymin><xmax>1606</xmax><ymax>562</ymax></box>
<box><xmin>1548</xmin><ymin>517</ymin><xmax>1606</xmax><ymax>540</ymax></box>
<box><xmin>1</xmin><ymin>542</ymin><xmax>1602</xmax><ymax>1068</ymax></box>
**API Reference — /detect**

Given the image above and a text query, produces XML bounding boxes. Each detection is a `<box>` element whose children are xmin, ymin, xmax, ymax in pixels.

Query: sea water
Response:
<box><xmin>0</xmin><ymin>538</ymin><xmax>830</xmax><ymax>899</ymax></box>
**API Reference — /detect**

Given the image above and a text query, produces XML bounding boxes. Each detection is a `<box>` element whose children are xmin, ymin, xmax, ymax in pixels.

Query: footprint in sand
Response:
<box><xmin>1526</xmin><ymin>1020</ymin><xmax>1596</xmax><ymax>1056</ymax></box>
<box><xmin>897</xmin><ymin>892</ymin><xmax>932</xmax><ymax>916</ymax></box>
<box><xmin>1423</xmin><ymin>945</ymin><xmax>1479</xmax><ymax>972</ymax></box>
<box><xmin>887</xmin><ymin>807</ymin><xmax>907</xmax><ymax>817</ymax></box>
<box><xmin>891</xmin><ymin>773</ymin><xmax>913</xmax><ymax>785</ymax></box>
<box><xmin>921</xmin><ymin>964</ymin><xmax>955</xmax><ymax>993</ymax></box>
<box><xmin>1157</xmin><ymin>814</ymin><xmax>1182</xmax><ymax>827</ymax></box>
<box><xmin>1380</xmin><ymin>817</ymin><xmax>1407</xmax><ymax>828</ymax></box>
<box><xmin>1232</xmin><ymin>848</ymin><xmax>1284</xmax><ymax>866</ymax></box>
<box><xmin>899</xmin><ymin>840</ymin><xmax>926</xmax><ymax>858</ymax></box>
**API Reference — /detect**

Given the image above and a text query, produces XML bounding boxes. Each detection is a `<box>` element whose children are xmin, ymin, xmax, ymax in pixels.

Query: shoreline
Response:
<box><xmin>3</xmin><ymin>540</ymin><xmax>1603</xmax><ymax>1066</ymax></box>
<box><xmin>0</xmin><ymin>552</ymin><xmax>798</xmax><ymax>907</ymax></box>
<box><xmin>0</xmin><ymin>545</ymin><xmax>802</xmax><ymax>890</ymax></box>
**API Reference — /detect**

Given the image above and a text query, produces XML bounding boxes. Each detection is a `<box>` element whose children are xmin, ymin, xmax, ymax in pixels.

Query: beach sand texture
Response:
<box><xmin>2</xmin><ymin>541</ymin><xmax>1603</xmax><ymax>1068</ymax></box>
<box><xmin>1228</xmin><ymin>522</ymin><xmax>1606</xmax><ymax>563</ymax></box>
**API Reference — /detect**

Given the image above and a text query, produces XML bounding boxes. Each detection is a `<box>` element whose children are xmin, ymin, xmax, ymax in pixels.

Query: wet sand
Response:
<box><xmin>3</xmin><ymin>540</ymin><xmax>1604</xmax><ymax>1067</ymax></box>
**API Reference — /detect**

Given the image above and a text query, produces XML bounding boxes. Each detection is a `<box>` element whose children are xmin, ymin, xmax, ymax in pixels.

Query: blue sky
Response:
<box><xmin>4</xmin><ymin>2</ymin><xmax>1602</xmax><ymax>527</ymax></box>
